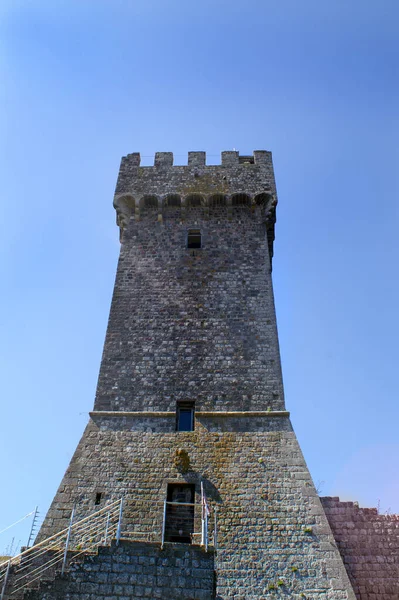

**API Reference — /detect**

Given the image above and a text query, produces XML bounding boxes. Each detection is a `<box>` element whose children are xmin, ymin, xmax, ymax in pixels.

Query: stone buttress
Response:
<box><xmin>36</xmin><ymin>151</ymin><xmax>356</xmax><ymax>599</ymax></box>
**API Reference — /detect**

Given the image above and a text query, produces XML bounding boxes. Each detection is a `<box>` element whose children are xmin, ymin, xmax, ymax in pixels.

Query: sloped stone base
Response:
<box><xmin>35</xmin><ymin>414</ymin><xmax>356</xmax><ymax>599</ymax></box>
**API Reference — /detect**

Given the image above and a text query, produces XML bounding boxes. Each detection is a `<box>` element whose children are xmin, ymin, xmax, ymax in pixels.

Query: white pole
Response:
<box><xmin>161</xmin><ymin>500</ymin><xmax>167</xmax><ymax>549</ymax></box>
<box><xmin>104</xmin><ymin>512</ymin><xmax>110</xmax><ymax>545</ymax></box>
<box><xmin>0</xmin><ymin>560</ymin><xmax>11</xmax><ymax>600</ymax></box>
<box><xmin>26</xmin><ymin>506</ymin><xmax>39</xmax><ymax>548</ymax></box>
<box><xmin>61</xmin><ymin>506</ymin><xmax>75</xmax><ymax>576</ymax></box>
<box><xmin>214</xmin><ymin>506</ymin><xmax>218</xmax><ymax>552</ymax></box>
<box><xmin>201</xmin><ymin>482</ymin><xmax>205</xmax><ymax>547</ymax></box>
<box><xmin>204</xmin><ymin>509</ymin><xmax>208</xmax><ymax>552</ymax></box>
<box><xmin>116</xmin><ymin>498</ymin><xmax>124</xmax><ymax>546</ymax></box>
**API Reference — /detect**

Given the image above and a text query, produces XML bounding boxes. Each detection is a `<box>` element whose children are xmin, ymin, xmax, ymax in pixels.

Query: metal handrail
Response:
<box><xmin>0</xmin><ymin>499</ymin><xmax>123</xmax><ymax>598</ymax></box>
<box><xmin>0</xmin><ymin>498</ymin><xmax>121</xmax><ymax>569</ymax></box>
<box><xmin>1</xmin><ymin>495</ymin><xmax>216</xmax><ymax>599</ymax></box>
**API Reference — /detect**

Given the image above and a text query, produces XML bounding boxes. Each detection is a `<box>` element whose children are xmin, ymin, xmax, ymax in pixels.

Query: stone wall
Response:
<box><xmin>95</xmin><ymin>206</ymin><xmax>284</xmax><ymax>414</ymax></box>
<box><xmin>114</xmin><ymin>151</ymin><xmax>277</xmax><ymax>201</ymax></box>
<box><xmin>100</xmin><ymin>150</ymin><xmax>280</xmax><ymax>414</ymax></box>
<box><xmin>321</xmin><ymin>497</ymin><xmax>399</xmax><ymax>600</ymax></box>
<box><xmin>24</xmin><ymin>541</ymin><xmax>215</xmax><ymax>600</ymax></box>
<box><xmin>37</xmin><ymin>416</ymin><xmax>355</xmax><ymax>599</ymax></box>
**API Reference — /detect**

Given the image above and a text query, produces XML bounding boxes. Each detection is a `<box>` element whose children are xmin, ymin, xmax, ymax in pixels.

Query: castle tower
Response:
<box><xmin>37</xmin><ymin>150</ymin><xmax>356</xmax><ymax>599</ymax></box>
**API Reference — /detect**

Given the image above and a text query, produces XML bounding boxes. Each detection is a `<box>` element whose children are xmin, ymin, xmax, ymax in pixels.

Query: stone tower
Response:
<box><xmin>38</xmin><ymin>150</ymin><xmax>356</xmax><ymax>599</ymax></box>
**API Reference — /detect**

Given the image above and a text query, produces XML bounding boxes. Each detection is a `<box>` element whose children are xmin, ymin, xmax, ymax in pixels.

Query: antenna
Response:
<box><xmin>26</xmin><ymin>507</ymin><xmax>39</xmax><ymax>548</ymax></box>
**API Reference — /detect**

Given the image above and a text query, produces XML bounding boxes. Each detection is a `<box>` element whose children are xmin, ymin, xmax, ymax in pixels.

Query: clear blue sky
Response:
<box><xmin>1</xmin><ymin>0</ymin><xmax>398</xmax><ymax>552</ymax></box>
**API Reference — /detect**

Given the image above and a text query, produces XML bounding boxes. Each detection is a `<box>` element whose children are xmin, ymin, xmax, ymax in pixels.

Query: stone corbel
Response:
<box><xmin>113</xmin><ymin>194</ymin><xmax>136</xmax><ymax>240</ymax></box>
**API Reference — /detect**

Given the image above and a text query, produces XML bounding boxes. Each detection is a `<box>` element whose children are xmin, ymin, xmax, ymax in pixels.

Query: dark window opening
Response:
<box><xmin>209</xmin><ymin>194</ymin><xmax>227</xmax><ymax>207</ymax></box>
<box><xmin>143</xmin><ymin>195</ymin><xmax>158</xmax><ymax>208</ymax></box>
<box><xmin>187</xmin><ymin>229</ymin><xmax>201</xmax><ymax>249</ymax></box>
<box><xmin>232</xmin><ymin>193</ymin><xmax>251</xmax><ymax>207</ymax></box>
<box><xmin>165</xmin><ymin>194</ymin><xmax>181</xmax><ymax>207</ymax></box>
<box><xmin>254</xmin><ymin>192</ymin><xmax>271</xmax><ymax>206</ymax></box>
<box><xmin>239</xmin><ymin>155</ymin><xmax>254</xmax><ymax>164</ymax></box>
<box><xmin>95</xmin><ymin>492</ymin><xmax>102</xmax><ymax>505</ymax></box>
<box><xmin>186</xmin><ymin>194</ymin><xmax>204</xmax><ymax>207</ymax></box>
<box><xmin>165</xmin><ymin>484</ymin><xmax>195</xmax><ymax>543</ymax></box>
<box><xmin>176</xmin><ymin>401</ymin><xmax>195</xmax><ymax>431</ymax></box>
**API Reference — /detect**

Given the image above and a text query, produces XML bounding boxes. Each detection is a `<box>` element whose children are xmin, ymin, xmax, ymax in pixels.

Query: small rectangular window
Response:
<box><xmin>176</xmin><ymin>401</ymin><xmax>195</xmax><ymax>431</ymax></box>
<box><xmin>187</xmin><ymin>229</ymin><xmax>201</xmax><ymax>249</ymax></box>
<box><xmin>95</xmin><ymin>492</ymin><xmax>102</xmax><ymax>505</ymax></box>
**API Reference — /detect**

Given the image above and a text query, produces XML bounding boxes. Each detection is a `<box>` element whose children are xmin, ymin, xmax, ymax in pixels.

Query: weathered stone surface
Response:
<box><xmin>97</xmin><ymin>206</ymin><xmax>282</xmax><ymax>413</ymax></box>
<box><xmin>25</xmin><ymin>541</ymin><xmax>215</xmax><ymax>600</ymax></box>
<box><xmin>36</xmin><ymin>417</ymin><xmax>355</xmax><ymax>598</ymax></box>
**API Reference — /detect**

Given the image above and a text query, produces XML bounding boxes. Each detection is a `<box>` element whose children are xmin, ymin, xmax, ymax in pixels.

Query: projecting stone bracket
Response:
<box><xmin>113</xmin><ymin>188</ymin><xmax>277</xmax><ymax>260</ymax></box>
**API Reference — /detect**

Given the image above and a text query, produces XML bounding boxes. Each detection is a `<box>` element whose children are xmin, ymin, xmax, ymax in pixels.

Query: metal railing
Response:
<box><xmin>0</xmin><ymin>498</ymin><xmax>123</xmax><ymax>598</ymax></box>
<box><xmin>0</xmin><ymin>495</ymin><xmax>216</xmax><ymax>598</ymax></box>
<box><xmin>118</xmin><ymin>499</ymin><xmax>216</xmax><ymax>549</ymax></box>
<box><xmin>160</xmin><ymin>487</ymin><xmax>216</xmax><ymax>550</ymax></box>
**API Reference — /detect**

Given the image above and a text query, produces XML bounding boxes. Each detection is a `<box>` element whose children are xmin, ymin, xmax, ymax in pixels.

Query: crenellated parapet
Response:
<box><xmin>114</xmin><ymin>150</ymin><xmax>278</xmax><ymax>256</ymax></box>
<box><xmin>115</xmin><ymin>150</ymin><xmax>276</xmax><ymax>198</ymax></box>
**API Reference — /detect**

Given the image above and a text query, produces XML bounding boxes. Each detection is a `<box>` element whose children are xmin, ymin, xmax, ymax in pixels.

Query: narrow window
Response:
<box><xmin>165</xmin><ymin>484</ymin><xmax>195</xmax><ymax>543</ymax></box>
<box><xmin>187</xmin><ymin>229</ymin><xmax>201</xmax><ymax>249</ymax></box>
<box><xmin>95</xmin><ymin>492</ymin><xmax>102</xmax><ymax>505</ymax></box>
<box><xmin>176</xmin><ymin>401</ymin><xmax>195</xmax><ymax>431</ymax></box>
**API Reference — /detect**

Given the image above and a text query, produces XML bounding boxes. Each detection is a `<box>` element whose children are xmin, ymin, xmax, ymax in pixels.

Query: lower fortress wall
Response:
<box><xmin>35</xmin><ymin>418</ymin><xmax>356</xmax><ymax>599</ymax></box>
<box><xmin>3</xmin><ymin>499</ymin><xmax>399</xmax><ymax>599</ymax></box>
<box><xmin>321</xmin><ymin>497</ymin><xmax>399</xmax><ymax>600</ymax></box>
<box><xmin>23</xmin><ymin>542</ymin><xmax>215</xmax><ymax>600</ymax></box>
